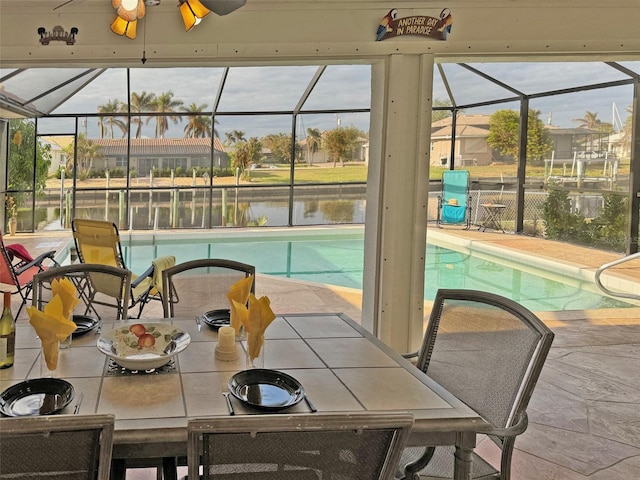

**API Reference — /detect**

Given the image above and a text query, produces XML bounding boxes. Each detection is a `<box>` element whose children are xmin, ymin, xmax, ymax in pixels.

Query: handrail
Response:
<box><xmin>594</xmin><ymin>252</ymin><xmax>640</xmax><ymax>300</ymax></box>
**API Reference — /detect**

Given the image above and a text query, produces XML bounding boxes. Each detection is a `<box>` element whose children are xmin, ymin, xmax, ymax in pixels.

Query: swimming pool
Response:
<box><xmin>117</xmin><ymin>227</ymin><xmax>635</xmax><ymax>312</ymax></box>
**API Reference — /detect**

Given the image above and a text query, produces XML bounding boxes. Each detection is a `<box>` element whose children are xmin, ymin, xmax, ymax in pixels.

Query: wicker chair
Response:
<box><xmin>162</xmin><ymin>258</ymin><xmax>255</xmax><ymax>318</ymax></box>
<box><xmin>188</xmin><ymin>411</ymin><xmax>414</xmax><ymax>480</ymax></box>
<box><xmin>0</xmin><ymin>414</ymin><xmax>115</xmax><ymax>480</ymax></box>
<box><xmin>399</xmin><ymin>289</ymin><xmax>554</xmax><ymax>480</ymax></box>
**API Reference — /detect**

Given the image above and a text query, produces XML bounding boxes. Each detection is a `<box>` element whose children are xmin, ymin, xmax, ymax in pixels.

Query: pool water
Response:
<box><xmin>122</xmin><ymin>232</ymin><xmax>634</xmax><ymax>312</ymax></box>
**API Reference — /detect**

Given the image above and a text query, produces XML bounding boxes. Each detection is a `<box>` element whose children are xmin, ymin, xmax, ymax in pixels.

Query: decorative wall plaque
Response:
<box><xmin>376</xmin><ymin>8</ymin><xmax>452</xmax><ymax>41</ymax></box>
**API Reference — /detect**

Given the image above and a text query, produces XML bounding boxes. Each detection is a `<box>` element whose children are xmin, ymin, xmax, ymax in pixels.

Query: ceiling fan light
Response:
<box><xmin>125</xmin><ymin>19</ymin><xmax>138</xmax><ymax>39</ymax></box>
<box><xmin>179</xmin><ymin>0</ymin><xmax>211</xmax><ymax>31</ymax></box>
<box><xmin>111</xmin><ymin>15</ymin><xmax>137</xmax><ymax>39</ymax></box>
<box><xmin>188</xmin><ymin>0</ymin><xmax>211</xmax><ymax>19</ymax></box>
<box><xmin>179</xmin><ymin>2</ymin><xmax>197</xmax><ymax>31</ymax></box>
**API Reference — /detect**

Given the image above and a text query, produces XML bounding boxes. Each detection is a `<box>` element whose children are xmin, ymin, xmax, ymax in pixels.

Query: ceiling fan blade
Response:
<box><xmin>201</xmin><ymin>0</ymin><xmax>247</xmax><ymax>16</ymax></box>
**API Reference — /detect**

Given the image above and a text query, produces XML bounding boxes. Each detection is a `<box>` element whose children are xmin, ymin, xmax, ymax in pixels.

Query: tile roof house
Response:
<box><xmin>430</xmin><ymin>114</ymin><xmax>506</xmax><ymax>167</ymax></box>
<box><xmin>430</xmin><ymin>114</ymin><xmax>614</xmax><ymax>167</ymax></box>
<box><xmin>89</xmin><ymin>137</ymin><xmax>228</xmax><ymax>176</ymax></box>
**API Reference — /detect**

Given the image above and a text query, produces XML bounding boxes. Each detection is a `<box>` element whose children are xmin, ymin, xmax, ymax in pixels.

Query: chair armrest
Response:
<box><xmin>476</xmin><ymin>411</ymin><xmax>528</xmax><ymax>438</ymax></box>
<box><xmin>14</xmin><ymin>250</ymin><xmax>57</xmax><ymax>275</ymax></box>
<box><xmin>131</xmin><ymin>265</ymin><xmax>154</xmax><ymax>289</ymax></box>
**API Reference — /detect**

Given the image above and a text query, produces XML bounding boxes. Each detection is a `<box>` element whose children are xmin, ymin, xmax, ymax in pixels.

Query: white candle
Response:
<box><xmin>218</xmin><ymin>326</ymin><xmax>235</xmax><ymax>349</ymax></box>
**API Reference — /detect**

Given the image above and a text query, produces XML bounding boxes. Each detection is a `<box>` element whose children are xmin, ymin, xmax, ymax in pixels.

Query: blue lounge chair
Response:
<box><xmin>437</xmin><ymin>170</ymin><xmax>471</xmax><ymax>229</ymax></box>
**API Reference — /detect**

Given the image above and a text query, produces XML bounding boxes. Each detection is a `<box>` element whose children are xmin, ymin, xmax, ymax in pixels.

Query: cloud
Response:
<box><xmin>33</xmin><ymin>61</ymin><xmax>640</xmax><ymax>138</ymax></box>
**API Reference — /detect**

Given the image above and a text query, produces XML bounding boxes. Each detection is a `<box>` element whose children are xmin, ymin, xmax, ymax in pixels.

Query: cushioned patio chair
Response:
<box><xmin>436</xmin><ymin>170</ymin><xmax>472</xmax><ymax>229</ymax></box>
<box><xmin>0</xmin><ymin>230</ymin><xmax>59</xmax><ymax>319</ymax></box>
<box><xmin>0</xmin><ymin>414</ymin><xmax>115</xmax><ymax>480</ymax></box>
<box><xmin>72</xmin><ymin>219</ymin><xmax>174</xmax><ymax>318</ymax></box>
<box><xmin>162</xmin><ymin>258</ymin><xmax>255</xmax><ymax>318</ymax></box>
<box><xmin>398</xmin><ymin>289</ymin><xmax>554</xmax><ymax>480</ymax></box>
<box><xmin>32</xmin><ymin>263</ymin><xmax>132</xmax><ymax>323</ymax></box>
<box><xmin>188</xmin><ymin>411</ymin><xmax>414</xmax><ymax>480</ymax></box>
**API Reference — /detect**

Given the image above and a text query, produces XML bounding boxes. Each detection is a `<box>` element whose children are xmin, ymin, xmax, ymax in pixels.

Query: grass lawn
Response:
<box><xmin>50</xmin><ymin>159</ymin><xmax>629</xmax><ymax>189</ymax></box>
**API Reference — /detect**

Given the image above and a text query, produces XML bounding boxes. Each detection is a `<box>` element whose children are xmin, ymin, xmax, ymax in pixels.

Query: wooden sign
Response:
<box><xmin>376</xmin><ymin>8</ymin><xmax>452</xmax><ymax>41</ymax></box>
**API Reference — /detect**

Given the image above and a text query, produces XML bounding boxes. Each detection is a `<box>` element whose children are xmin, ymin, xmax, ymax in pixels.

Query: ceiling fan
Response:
<box><xmin>53</xmin><ymin>0</ymin><xmax>247</xmax><ymax>15</ymax></box>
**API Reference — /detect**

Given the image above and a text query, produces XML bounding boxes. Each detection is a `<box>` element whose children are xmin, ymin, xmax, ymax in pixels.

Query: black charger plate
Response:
<box><xmin>72</xmin><ymin>314</ymin><xmax>99</xmax><ymax>337</ymax></box>
<box><xmin>0</xmin><ymin>378</ymin><xmax>75</xmax><ymax>417</ymax></box>
<box><xmin>201</xmin><ymin>309</ymin><xmax>231</xmax><ymax>329</ymax></box>
<box><xmin>228</xmin><ymin>369</ymin><xmax>305</xmax><ymax>412</ymax></box>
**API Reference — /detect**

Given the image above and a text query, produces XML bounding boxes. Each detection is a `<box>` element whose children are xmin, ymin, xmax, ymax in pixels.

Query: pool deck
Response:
<box><xmin>6</xmin><ymin>228</ymin><xmax>640</xmax><ymax>480</ymax></box>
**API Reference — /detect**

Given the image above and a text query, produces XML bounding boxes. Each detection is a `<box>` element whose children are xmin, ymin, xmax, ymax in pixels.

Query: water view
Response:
<box><xmin>118</xmin><ymin>232</ymin><xmax>633</xmax><ymax>312</ymax></box>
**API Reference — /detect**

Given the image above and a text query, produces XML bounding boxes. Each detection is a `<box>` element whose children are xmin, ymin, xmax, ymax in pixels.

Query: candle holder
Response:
<box><xmin>215</xmin><ymin>326</ymin><xmax>239</xmax><ymax>361</ymax></box>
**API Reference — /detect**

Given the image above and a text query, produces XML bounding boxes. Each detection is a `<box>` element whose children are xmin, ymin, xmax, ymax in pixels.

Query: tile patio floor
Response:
<box><xmin>6</xmin><ymin>228</ymin><xmax>640</xmax><ymax>480</ymax></box>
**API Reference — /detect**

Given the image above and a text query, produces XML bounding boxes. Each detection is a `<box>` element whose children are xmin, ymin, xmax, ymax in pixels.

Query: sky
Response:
<box><xmin>10</xmin><ymin>60</ymin><xmax>640</xmax><ymax>140</ymax></box>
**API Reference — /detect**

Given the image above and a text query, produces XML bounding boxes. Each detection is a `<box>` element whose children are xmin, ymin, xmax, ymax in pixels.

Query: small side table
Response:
<box><xmin>479</xmin><ymin>204</ymin><xmax>506</xmax><ymax>232</ymax></box>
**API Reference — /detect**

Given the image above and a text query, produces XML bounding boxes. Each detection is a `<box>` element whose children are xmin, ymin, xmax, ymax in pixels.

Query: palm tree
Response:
<box><xmin>181</xmin><ymin>103</ymin><xmax>212</xmax><ymax>138</ymax></box>
<box><xmin>63</xmin><ymin>133</ymin><xmax>102</xmax><ymax>179</ymax></box>
<box><xmin>572</xmin><ymin>111</ymin><xmax>601</xmax><ymax>129</ymax></box>
<box><xmin>620</xmin><ymin>105</ymin><xmax>634</xmax><ymax>156</ymax></box>
<box><xmin>305</xmin><ymin>127</ymin><xmax>321</xmax><ymax>165</ymax></box>
<box><xmin>572</xmin><ymin>111</ymin><xmax>602</xmax><ymax>153</ymax></box>
<box><xmin>153</xmin><ymin>91</ymin><xmax>183</xmax><ymax>138</ymax></box>
<box><xmin>224</xmin><ymin>130</ymin><xmax>246</xmax><ymax>146</ymax></box>
<box><xmin>97</xmin><ymin>99</ymin><xmax>126</xmax><ymax>139</ymax></box>
<box><xmin>130</xmin><ymin>91</ymin><xmax>156</xmax><ymax>138</ymax></box>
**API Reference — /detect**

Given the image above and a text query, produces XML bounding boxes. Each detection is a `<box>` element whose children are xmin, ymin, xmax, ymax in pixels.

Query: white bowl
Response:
<box><xmin>97</xmin><ymin>322</ymin><xmax>190</xmax><ymax>370</ymax></box>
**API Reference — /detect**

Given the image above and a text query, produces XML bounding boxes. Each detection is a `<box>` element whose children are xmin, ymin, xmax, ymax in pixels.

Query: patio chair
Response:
<box><xmin>0</xmin><ymin>413</ymin><xmax>115</xmax><ymax>480</ymax></box>
<box><xmin>436</xmin><ymin>170</ymin><xmax>472</xmax><ymax>229</ymax></box>
<box><xmin>0</xmin><ymin>230</ymin><xmax>59</xmax><ymax>319</ymax></box>
<box><xmin>398</xmin><ymin>289</ymin><xmax>554</xmax><ymax>480</ymax></box>
<box><xmin>32</xmin><ymin>263</ymin><xmax>132</xmax><ymax>322</ymax></box>
<box><xmin>187</xmin><ymin>411</ymin><xmax>414</xmax><ymax>480</ymax></box>
<box><xmin>72</xmin><ymin>219</ymin><xmax>175</xmax><ymax>318</ymax></box>
<box><xmin>162</xmin><ymin>258</ymin><xmax>255</xmax><ymax>318</ymax></box>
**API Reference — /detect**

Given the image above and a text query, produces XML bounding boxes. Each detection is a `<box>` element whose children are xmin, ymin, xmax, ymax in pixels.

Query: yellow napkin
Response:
<box><xmin>27</xmin><ymin>278</ymin><xmax>79</xmax><ymax>370</ymax></box>
<box><xmin>227</xmin><ymin>275</ymin><xmax>254</xmax><ymax>335</ymax></box>
<box><xmin>234</xmin><ymin>294</ymin><xmax>276</xmax><ymax>361</ymax></box>
<box><xmin>51</xmin><ymin>277</ymin><xmax>81</xmax><ymax>319</ymax></box>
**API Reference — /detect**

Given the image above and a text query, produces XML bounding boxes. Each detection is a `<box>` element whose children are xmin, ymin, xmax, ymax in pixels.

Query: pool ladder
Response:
<box><xmin>594</xmin><ymin>252</ymin><xmax>640</xmax><ymax>301</ymax></box>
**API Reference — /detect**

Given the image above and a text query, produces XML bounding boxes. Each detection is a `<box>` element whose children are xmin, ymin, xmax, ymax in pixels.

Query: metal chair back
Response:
<box><xmin>188</xmin><ymin>412</ymin><xmax>414</xmax><ymax>480</ymax></box>
<box><xmin>0</xmin><ymin>414</ymin><xmax>115</xmax><ymax>480</ymax></box>
<box><xmin>401</xmin><ymin>288</ymin><xmax>554</xmax><ymax>479</ymax></box>
<box><xmin>32</xmin><ymin>263</ymin><xmax>131</xmax><ymax>321</ymax></box>
<box><xmin>162</xmin><ymin>258</ymin><xmax>255</xmax><ymax>318</ymax></box>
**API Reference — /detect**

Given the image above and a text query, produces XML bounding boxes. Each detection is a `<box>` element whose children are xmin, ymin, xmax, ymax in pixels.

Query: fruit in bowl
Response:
<box><xmin>97</xmin><ymin>322</ymin><xmax>190</xmax><ymax>370</ymax></box>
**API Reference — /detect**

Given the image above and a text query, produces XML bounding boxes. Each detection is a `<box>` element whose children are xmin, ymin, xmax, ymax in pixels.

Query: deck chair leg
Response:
<box><xmin>15</xmin><ymin>286</ymin><xmax>31</xmax><ymax>319</ymax></box>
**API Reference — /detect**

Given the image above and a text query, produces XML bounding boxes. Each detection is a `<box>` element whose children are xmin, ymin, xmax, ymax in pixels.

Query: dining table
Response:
<box><xmin>2</xmin><ymin>312</ymin><xmax>488</xmax><ymax>480</ymax></box>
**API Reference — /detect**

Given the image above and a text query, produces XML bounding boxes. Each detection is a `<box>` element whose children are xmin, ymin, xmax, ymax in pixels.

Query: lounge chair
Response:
<box><xmin>436</xmin><ymin>170</ymin><xmax>472</xmax><ymax>229</ymax></box>
<box><xmin>398</xmin><ymin>289</ymin><xmax>554</xmax><ymax>479</ymax></box>
<box><xmin>72</xmin><ymin>219</ymin><xmax>175</xmax><ymax>318</ymax></box>
<box><xmin>0</xmin><ymin>230</ymin><xmax>59</xmax><ymax>319</ymax></box>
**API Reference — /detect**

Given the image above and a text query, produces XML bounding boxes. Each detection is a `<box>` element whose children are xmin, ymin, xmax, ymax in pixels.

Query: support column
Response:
<box><xmin>627</xmin><ymin>78</ymin><xmax>640</xmax><ymax>255</ymax></box>
<box><xmin>363</xmin><ymin>54</ymin><xmax>433</xmax><ymax>353</ymax></box>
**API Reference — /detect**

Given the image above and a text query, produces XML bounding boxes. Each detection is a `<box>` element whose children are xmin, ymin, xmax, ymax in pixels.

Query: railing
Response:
<box><xmin>594</xmin><ymin>252</ymin><xmax>640</xmax><ymax>300</ymax></box>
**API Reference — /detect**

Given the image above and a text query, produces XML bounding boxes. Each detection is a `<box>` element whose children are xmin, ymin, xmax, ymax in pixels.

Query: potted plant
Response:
<box><xmin>5</xmin><ymin>196</ymin><xmax>17</xmax><ymax>236</ymax></box>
